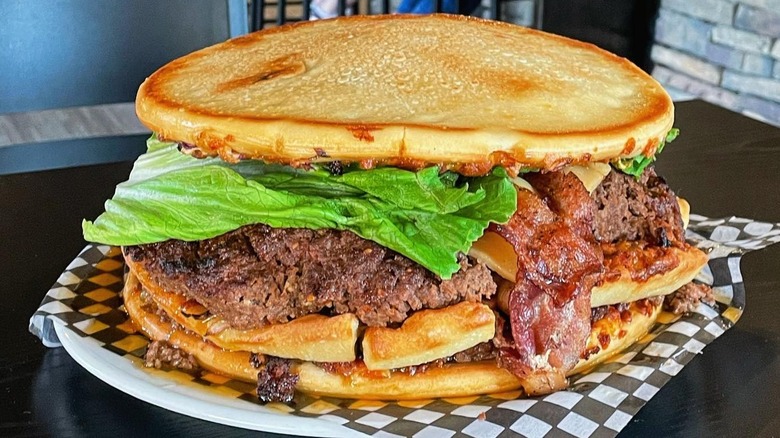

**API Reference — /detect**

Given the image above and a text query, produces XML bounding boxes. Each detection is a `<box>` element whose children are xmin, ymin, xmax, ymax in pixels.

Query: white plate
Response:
<box><xmin>53</xmin><ymin>319</ymin><xmax>364</xmax><ymax>437</ymax></box>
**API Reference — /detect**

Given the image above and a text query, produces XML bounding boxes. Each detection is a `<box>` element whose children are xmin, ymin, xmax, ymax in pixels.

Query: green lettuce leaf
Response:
<box><xmin>613</xmin><ymin>128</ymin><xmax>680</xmax><ymax>178</ymax></box>
<box><xmin>83</xmin><ymin>137</ymin><xmax>517</xmax><ymax>279</ymax></box>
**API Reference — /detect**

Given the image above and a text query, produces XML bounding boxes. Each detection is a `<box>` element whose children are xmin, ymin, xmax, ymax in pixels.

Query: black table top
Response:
<box><xmin>2</xmin><ymin>100</ymin><xmax>780</xmax><ymax>437</ymax></box>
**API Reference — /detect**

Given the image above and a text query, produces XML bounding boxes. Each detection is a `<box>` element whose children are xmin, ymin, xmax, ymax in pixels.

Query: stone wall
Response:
<box><xmin>651</xmin><ymin>0</ymin><xmax>780</xmax><ymax>126</ymax></box>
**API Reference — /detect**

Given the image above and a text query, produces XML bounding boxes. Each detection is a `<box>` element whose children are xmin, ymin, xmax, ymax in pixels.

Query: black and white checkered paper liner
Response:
<box><xmin>29</xmin><ymin>215</ymin><xmax>780</xmax><ymax>438</ymax></box>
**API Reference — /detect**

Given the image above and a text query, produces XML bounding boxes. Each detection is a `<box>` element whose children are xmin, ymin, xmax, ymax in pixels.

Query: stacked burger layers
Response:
<box><xmin>84</xmin><ymin>15</ymin><xmax>710</xmax><ymax>403</ymax></box>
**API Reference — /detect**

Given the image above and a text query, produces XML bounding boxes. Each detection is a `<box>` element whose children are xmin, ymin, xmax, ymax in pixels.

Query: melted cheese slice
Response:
<box><xmin>511</xmin><ymin>176</ymin><xmax>536</xmax><ymax>193</ymax></box>
<box><xmin>678</xmin><ymin>197</ymin><xmax>690</xmax><ymax>229</ymax></box>
<box><xmin>565</xmin><ymin>162</ymin><xmax>612</xmax><ymax>193</ymax></box>
<box><xmin>468</xmin><ymin>231</ymin><xmax>518</xmax><ymax>282</ymax></box>
<box><xmin>469</xmin><ymin>196</ymin><xmax>692</xmax><ymax>283</ymax></box>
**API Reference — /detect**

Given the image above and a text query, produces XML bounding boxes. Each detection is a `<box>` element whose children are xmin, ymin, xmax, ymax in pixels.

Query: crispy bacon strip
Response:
<box><xmin>492</xmin><ymin>173</ymin><xmax>603</xmax><ymax>394</ymax></box>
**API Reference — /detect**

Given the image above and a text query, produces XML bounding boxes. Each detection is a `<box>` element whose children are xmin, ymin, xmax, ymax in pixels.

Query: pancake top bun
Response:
<box><xmin>136</xmin><ymin>14</ymin><xmax>673</xmax><ymax>171</ymax></box>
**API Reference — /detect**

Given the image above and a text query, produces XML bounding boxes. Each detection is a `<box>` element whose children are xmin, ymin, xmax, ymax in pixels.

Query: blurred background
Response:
<box><xmin>1</xmin><ymin>0</ymin><xmax>779</xmax><ymax>174</ymax></box>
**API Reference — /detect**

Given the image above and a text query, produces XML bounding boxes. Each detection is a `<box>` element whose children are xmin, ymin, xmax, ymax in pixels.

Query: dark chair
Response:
<box><xmin>0</xmin><ymin>0</ymin><xmax>236</xmax><ymax>113</ymax></box>
<box><xmin>542</xmin><ymin>0</ymin><xmax>660</xmax><ymax>72</ymax></box>
<box><xmin>0</xmin><ymin>0</ymin><xmax>239</xmax><ymax>174</ymax></box>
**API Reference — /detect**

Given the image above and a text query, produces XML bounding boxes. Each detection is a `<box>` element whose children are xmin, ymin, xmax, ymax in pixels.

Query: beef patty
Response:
<box><xmin>591</xmin><ymin>168</ymin><xmax>685</xmax><ymax>247</ymax></box>
<box><xmin>125</xmin><ymin>225</ymin><xmax>496</xmax><ymax>329</ymax></box>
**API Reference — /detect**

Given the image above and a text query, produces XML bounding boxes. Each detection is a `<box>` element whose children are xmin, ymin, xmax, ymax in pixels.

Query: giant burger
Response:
<box><xmin>84</xmin><ymin>14</ymin><xmax>710</xmax><ymax>402</ymax></box>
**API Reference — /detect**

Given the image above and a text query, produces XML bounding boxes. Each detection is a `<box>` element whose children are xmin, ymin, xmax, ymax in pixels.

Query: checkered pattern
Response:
<box><xmin>29</xmin><ymin>216</ymin><xmax>780</xmax><ymax>437</ymax></box>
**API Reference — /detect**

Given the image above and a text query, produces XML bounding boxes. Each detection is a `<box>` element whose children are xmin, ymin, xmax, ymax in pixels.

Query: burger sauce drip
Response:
<box><xmin>491</xmin><ymin>172</ymin><xmax>604</xmax><ymax>395</ymax></box>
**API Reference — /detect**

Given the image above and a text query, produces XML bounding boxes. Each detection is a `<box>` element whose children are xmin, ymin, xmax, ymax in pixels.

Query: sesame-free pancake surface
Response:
<box><xmin>136</xmin><ymin>14</ymin><xmax>673</xmax><ymax>170</ymax></box>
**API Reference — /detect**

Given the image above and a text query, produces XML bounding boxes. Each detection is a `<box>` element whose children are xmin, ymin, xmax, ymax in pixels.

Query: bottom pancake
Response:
<box><xmin>123</xmin><ymin>273</ymin><xmax>662</xmax><ymax>400</ymax></box>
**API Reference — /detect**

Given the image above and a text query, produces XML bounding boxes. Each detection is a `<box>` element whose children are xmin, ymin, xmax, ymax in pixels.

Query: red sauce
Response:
<box><xmin>641</xmin><ymin>138</ymin><xmax>659</xmax><ymax>157</ymax></box>
<box><xmin>621</xmin><ymin>138</ymin><xmax>636</xmax><ymax>156</ymax></box>
<box><xmin>598</xmin><ymin>331</ymin><xmax>611</xmax><ymax>350</ymax></box>
<box><xmin>346</xmin><ymin>125</ymin><xmax>380</xmax><ymax>142</ymax></box>
<box><xmin>581</xmin><ymin>345</ymin><xmax>601</xmax><ymax>360</ymax></box>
